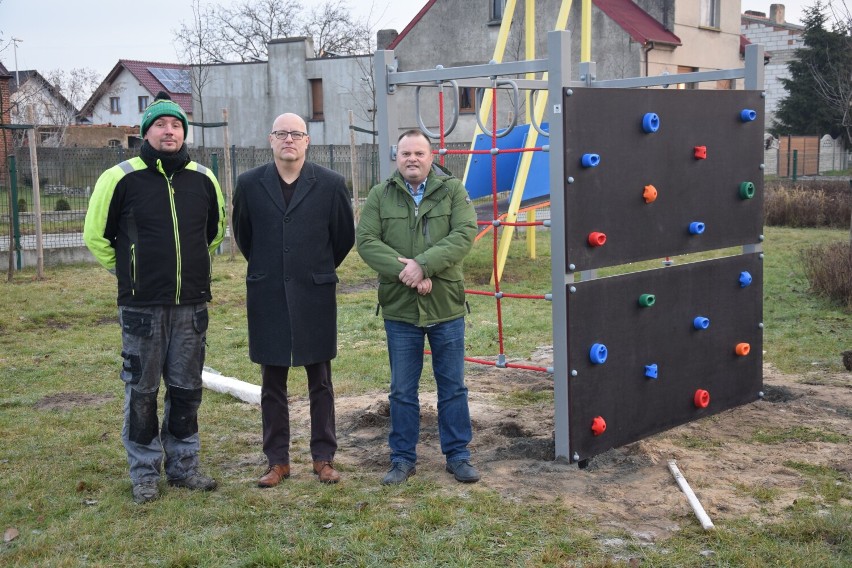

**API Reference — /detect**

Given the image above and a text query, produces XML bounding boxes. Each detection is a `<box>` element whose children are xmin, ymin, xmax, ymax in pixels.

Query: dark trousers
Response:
<box><xmin>260</xmin><ymin>361</ymin><xmax>337</xmax><ymax>465</ymax></box>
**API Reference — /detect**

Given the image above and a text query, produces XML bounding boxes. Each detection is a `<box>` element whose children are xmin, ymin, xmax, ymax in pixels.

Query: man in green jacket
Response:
<box><xmin>357</xmin><ymin>129</ymin><xmax>480</xmax><ymax>485</ymax></box>
<box><xmin>84</xmin><ymin>92</ymin><xmax>225</xmax><ymax>504</ymax></box>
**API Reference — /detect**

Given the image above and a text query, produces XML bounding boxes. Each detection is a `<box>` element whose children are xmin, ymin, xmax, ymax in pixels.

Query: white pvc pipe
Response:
<box><xmin>668</xmin><ymin>459</ymin><xmax>715</xmax><ymax>530</ymax></box>
<box><xmin>202</xmin><ymin>367</ymin><xmax>261</xmax><ymax>405</ymax></box>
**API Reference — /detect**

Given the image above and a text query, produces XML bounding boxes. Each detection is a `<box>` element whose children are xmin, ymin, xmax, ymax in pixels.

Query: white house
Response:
<box><xmin>8</xmin><ymin>69</ymin><xmax>78</xmax><ymax>146</ymax></box>
<box><xmin>79</xmin><ymin>60</ymin><xmax>193</xmax><ymax>147</ymax></box>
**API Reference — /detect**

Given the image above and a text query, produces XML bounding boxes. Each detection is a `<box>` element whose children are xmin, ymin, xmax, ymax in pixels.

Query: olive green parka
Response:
<box><xmin>356</xmin><ymin>165</ymin><xmax>477</xmax><ymax>326</ymax></box>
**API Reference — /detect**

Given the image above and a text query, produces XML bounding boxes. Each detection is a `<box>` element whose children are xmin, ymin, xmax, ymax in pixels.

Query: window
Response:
<box><xmin>138</xmin><ymin>96</ymin><xmax>149</xmax><ymax>112</ymax></box>
<box><xmin>699</xmin><ymin>0</ymin><xmax>720</xmax><ymax>28</ymax></box>
<box><xmin>110</xmin><ymin>97</ymin><xmax>121</xmax><ymax>113</ymax></box>
<box><xmin>108</xmin><ymin>139</ymin><xmax>121</xmax><ymax>148</ymax></box>
<box><xmin>491</xmin><ymin>0</ymin><xmax>507</xmax><ymax>22</ymax></box>
<box><xmin>310</xmin><ymin>79</ymin><xmax>324</xmax><ymax>121</ymax></box>
<box><xmin>676</xmin><ymin>66</ymin><xmax>698</xmax><ymax>90</ymax></box>
<box><xmin>459</xmin><ymin>87</ymin><xmax>475</xmax><ymax>114</ymax></box>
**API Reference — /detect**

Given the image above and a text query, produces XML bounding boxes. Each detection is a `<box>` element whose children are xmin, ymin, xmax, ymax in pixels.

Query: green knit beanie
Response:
<box><xmin>140</xmin><ymin>91</ymin><xmax>188</xmax><ymax>137</ymax></box>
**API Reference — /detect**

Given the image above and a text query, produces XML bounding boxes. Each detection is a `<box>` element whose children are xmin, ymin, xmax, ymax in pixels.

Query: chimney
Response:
<box><xmin>770</xmin><ymin>4</ymin><xmax>785</xmax><ymax>24</ymax></box>
<box><xmin>376</xmin><ymin>29</ymin><xmax>399</xmax><ymax>50</ymax></box>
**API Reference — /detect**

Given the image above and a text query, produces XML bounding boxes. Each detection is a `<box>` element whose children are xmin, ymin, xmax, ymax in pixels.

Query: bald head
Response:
<box><xmin>272</xmin><ymin>113</ymin><xmax>307</xmax><ymax>134</ymax></box>
<box><xmin>269</xmin><ymin>113</ymin><xmax>310</xmax><ymax>170</ymax></box>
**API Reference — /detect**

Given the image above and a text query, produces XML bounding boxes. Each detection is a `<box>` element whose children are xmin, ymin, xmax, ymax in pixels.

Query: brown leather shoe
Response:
<box><xmin>258</xmin><ymin>464</ymin><xmax>290</xmax><ymax>488</ymax></box>
<box><xmin>312</xmin><ymin>460</ymin><xmax>341</xmax><ymax>484</ymax></box>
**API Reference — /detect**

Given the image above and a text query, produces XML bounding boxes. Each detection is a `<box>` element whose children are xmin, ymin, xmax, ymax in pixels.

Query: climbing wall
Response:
<box><xmin>561</xmin><ymin>88</ymin><xmax>764</xmax><ymax>462</ymax></box>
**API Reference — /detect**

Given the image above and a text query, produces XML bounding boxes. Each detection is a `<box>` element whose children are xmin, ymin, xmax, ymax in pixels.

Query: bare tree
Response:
<box><xmin>176</xmin><ymin>0</ymin><xmax>220</xmax><ymax>147</ymax></box>
<box><xmin>175</xmin><ymin>0</ymin><xmax>228</xmax><ymax>64</ymax></box>
<box><xmin>177</xmin><ymin>0</ymin><xmax>370</xmax><ymax>62</ymax></box>
<box><xmin>815</xmin><ymin>1</ymin><xmax>852</xmax><ymax>145</ymax></box>
<box><xmin>8</xmin><ymin>68</ymin><xmax>98</xmax><ymax>147</ymax></box>
<box><xmin>302</xmin><ymin>0</ymin><xmax>372</xmax><ymax>56</ymax></box>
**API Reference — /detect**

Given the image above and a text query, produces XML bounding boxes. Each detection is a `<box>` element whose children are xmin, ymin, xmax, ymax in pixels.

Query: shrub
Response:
<box><xmin>17</xmin><ymin>198</ymin><xmax>27</xmax><ymax>213</ymax></box>
<box><xmin>800</xmin><ymin>241</ymin><xmax>852</xmax><ymax>309</ymax></box>
<box><xmin>764</xmin><ymin>179</ymin><xmax>851</xmax><ymax>228</ymax></box>
<box><xmin>55</xmin><ymin>198</ymin><xmax>71</xmax><ymax>211</ymax></box>
<box><xmin>19</xmin><ymin>173</ymin><xmax>49</xmax><ymax>188</ymax></box>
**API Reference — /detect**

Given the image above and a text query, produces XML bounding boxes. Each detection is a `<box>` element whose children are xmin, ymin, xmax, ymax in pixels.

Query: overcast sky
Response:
<box><xmin>0</xmin><ymin>0</ymin><xmax>426</xmax><ymax>79</ymax></box>
<box><xmin>1</xmin><ymin>1</ymin><xmax>812</xmax><ymax>80</ymax></box>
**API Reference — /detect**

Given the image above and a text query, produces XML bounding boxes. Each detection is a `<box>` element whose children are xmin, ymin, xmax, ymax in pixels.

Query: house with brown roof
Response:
<box><xmin>8</xmin><ymin>69</ymin><xmax>79</xmax><ymax>146</ymax></box>
<box><xmin>378</xmin><ymin>0</ymin><xmax>746</xmax><ymax>142</ymax></box>
<box><xmin>79</xmin><ymin>60</ymin><xmax>193</xmax><ymax>147</ymax></box>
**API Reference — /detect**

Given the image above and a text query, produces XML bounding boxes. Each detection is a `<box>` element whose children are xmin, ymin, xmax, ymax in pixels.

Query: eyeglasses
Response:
<box><xmin>271</xmin><ymin>130</ymin><xmax>308</xmax><ymax>141</ymax></box>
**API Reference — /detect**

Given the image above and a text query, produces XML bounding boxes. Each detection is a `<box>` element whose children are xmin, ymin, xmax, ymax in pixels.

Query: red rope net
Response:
<box><xmin>431</xmin><ymin>86</ymin><xmax>551</xmax><ymax>373</ymax></box>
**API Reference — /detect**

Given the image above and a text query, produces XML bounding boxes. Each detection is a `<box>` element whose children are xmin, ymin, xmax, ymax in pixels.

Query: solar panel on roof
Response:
<box><xmin>148</xmin><ymin>67</ymin><xmax>192</xmax><ymax>94</ymax></box>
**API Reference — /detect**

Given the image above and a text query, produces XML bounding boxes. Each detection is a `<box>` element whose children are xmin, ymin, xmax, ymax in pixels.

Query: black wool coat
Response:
<box><xmin>232</xmin><ymin>161</ymin><xmax>355</xmax><ymax>366</ymax></box>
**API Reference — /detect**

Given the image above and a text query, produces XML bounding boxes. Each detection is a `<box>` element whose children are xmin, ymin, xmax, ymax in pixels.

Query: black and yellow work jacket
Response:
<box><xmin>84</xmin><ymin>149</ymin><xmax>226</xmax><ymax>307</ymax></box>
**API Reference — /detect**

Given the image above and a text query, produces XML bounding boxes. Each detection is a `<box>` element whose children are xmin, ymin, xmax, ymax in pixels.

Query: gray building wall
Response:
<box><xmin>191</xmin><ymin>37</ymin><xmax>374</xmax><ymax>148</ymax></box>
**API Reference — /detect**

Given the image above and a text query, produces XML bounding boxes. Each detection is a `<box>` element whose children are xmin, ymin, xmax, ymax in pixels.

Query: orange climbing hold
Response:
<box><xmin>693</xmin><ymin>389</ymin><xmax>710</xmax><ymax>409</ymax></box>
<box><xmin>643</xmin><ymin>184</ymin><xmax>658</xmax><ymax>203</ymax></box>
<box><xmin>735</xmin><ymin>343</ymin><xmax>751</xmax><ymax>356</ymax></box>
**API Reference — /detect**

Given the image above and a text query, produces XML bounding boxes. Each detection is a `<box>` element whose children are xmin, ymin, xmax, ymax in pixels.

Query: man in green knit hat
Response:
<box><xmin>84</xmin><ymin>91</ymin><xmax>226</xmax><ymax>504</ymax></box>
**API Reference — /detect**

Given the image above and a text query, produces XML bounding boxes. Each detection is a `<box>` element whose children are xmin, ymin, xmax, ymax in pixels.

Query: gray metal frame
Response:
<box><xmin>373</xmin><ymin>31</ymin><xmax>766</xmax><ymax>460</ymax></box>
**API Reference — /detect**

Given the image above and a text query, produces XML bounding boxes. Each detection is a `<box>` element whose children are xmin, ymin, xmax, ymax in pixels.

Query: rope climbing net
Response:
<box><xmin>425</xmin><ymin>81</ymin><xmax>553</xmax><ymax>374</ymax></box>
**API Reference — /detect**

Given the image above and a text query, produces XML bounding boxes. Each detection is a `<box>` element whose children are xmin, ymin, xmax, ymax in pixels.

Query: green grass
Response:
<box><xmin>761</xmin><ymin>227</ymin><xmax>851</xmax><ymax>373</ymax></box>
<box><xmin>0</xmin><ymin>226</ymin><xmax>850</xmax><ymax>566</ymax></box>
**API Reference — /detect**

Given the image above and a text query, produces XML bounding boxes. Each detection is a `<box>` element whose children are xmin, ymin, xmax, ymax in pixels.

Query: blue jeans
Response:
<box><xmin>118</xmin><ymin>304</ymin><xmax>208</xmax><ymax>484</ymax></box>
<box><xmin>384</xmin><ymin>317</ymin><xmax>472</xmax><ymax>466</ymax></box>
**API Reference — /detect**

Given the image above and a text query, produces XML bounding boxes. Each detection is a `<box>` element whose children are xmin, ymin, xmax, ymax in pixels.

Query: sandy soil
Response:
<box><xmin>327</xmin><ymin>359</ymin><xmax>851</xmax><ymax>540</ymax></box>
<box><xmin>39</xmin><ymin>357</ymin><xmax>850</xmax><ymax>542</ymax></box>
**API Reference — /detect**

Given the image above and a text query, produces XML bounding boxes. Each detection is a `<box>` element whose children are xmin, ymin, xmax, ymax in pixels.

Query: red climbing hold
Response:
<box><xmin>694</xmin><ymin>389</ymin><xmax>710</xmax><ymax>408</ymax></box>
<box><xmin>591</xmin><ymin>416</ymin><xmax>607</xmax><ymax>436</ymax></box>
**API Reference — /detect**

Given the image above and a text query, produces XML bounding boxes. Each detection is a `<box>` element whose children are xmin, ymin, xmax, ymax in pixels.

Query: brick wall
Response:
<box><xmin>64</xmin><ymin>125</ymin><xmax>140</xmax><ymax>148</ymax></box>
<box><xmin>741</xmin><ymin>14</ymin><xmax>805</xmax><ymax>128</ymax></box>
<box><xmin>0</xmin><ymin>71</ymin><xmax>11</xmax><ymax>187</ymax></box>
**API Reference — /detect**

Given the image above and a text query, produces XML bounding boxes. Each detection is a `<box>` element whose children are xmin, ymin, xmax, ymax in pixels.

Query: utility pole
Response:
<box><xmin>11</xmin><ymin>37</ymin><xmax>22</xmax><ymax>90</ymax></box>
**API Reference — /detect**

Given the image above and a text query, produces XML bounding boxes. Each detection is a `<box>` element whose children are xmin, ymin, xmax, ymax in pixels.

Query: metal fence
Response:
<box><xmin>0</xmin><ymin>143</ymin><xmax>471</xmax><ymax>253</ymax></box>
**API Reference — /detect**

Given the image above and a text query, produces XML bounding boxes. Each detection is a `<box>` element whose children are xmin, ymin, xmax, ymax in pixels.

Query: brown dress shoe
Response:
<box><xmin>258</xmin><ymin>464</ymin><xmax>290</xmax><ymax>488</ymax></box>
<box><xmin>312</xmin><ymin>460</ymin><xmax>341</xmax><ymax>484</ymax></box>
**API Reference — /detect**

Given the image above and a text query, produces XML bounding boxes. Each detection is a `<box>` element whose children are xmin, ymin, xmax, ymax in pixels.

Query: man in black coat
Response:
<box><xmin>232</xmin><ymin>113</ymin><xmax>355</xmax><ymax>486</ymax></box>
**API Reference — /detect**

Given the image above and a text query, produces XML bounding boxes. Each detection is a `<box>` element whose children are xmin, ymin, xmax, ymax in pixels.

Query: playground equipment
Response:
<box><xmin>374</xmin><ymin>27</ymin><xmax>765</xmax><ymax>463</ymax></box>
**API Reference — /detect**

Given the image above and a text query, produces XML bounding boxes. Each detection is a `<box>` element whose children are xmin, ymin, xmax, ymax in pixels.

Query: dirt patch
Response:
<box><xmin>34</xmin><ymin>392</ymin><xmax>115</xmax><ymax>411</ymax></box>
<box><xmin>265</xmin><ymin>360</ymin><xmax>852</xmax><ymax>541</ymax></box>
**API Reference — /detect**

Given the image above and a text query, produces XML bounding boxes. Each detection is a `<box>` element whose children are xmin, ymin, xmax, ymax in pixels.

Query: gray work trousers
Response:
<box><xmin>118</xmin><ymin>304</ymin><xmax>208</xmax><ymax>484</ymax></box>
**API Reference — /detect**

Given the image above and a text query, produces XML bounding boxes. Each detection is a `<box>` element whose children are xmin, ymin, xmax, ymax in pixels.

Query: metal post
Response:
<box><xmin>793</xmin><ymin>149</ymin><xmax>798</xmax><ymax>181</ymax></box>
<box><xmin>9</xmin><ymin>155</ymin><xmax>22</xmax><ymax>270</ymax></box>
<box><xmin>743</xmin><ymin>44</ymin><xmax>765</xmax><ymax>92</ymax></box>
<box><xmin>230</xmin><ymin>145</ymin><xmax>237</xmax><ymax>193</ymax></box>
<box><xmin>374</xmin><ymin>49</ymin><xmax>400</xmax><ymax>183</ymax></box>
<box><xmin>12</xmin><ymin>38</ymin><xmax>22</xmax><ymax>96</ymax></box>
<box><xmin>210</xmin><ymin>152</ymin><xmax>219</xmax><ymax>179</ymax></box>
<box><xmin>548</xmin><ymin>30</ymin><xmax>573</xmax><ymax>461</ymax></box>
